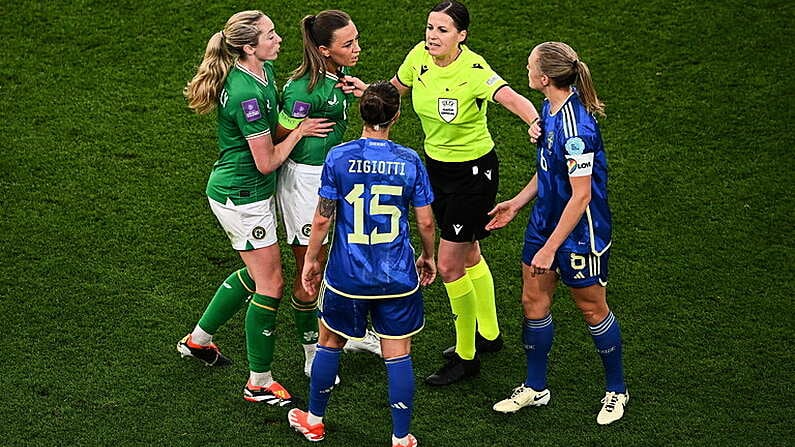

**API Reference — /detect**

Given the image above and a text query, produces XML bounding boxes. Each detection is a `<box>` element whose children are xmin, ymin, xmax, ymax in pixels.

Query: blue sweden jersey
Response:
<box><xmin>319</xmin><ymin>138</ymin><xmax>435</xmax><ymax>298</ymax></box>
<box><xmin>525</xmin><ymin>91</ymin><xmax>612</xmax><ymax>255</ymax></box>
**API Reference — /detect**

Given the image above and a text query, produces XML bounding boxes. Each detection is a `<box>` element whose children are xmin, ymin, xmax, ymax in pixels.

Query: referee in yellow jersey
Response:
<box><xmin>390</xmin><ymin>1</ymin><xmax>540</xmax><ymax>385</ymax></box>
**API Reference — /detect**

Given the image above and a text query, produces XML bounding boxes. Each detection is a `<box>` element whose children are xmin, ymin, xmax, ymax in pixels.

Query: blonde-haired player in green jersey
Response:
<box><xmin>179</xmin><ymin>10</ymin><xmax>332</xmax><ymax>405</ymax></box>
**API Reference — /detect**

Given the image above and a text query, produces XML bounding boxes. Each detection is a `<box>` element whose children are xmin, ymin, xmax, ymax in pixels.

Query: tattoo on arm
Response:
<box><xmin>318</xmin><ymin>197</ymin><xmax>336</xmax><ymax>219</ymax></box>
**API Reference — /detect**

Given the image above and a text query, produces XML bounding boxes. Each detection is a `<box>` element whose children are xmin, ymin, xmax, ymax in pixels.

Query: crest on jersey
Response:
<box><xmin>546</xmin><ymin>130</ymin><xmax>554</xmax><ymax>151</ymax></box>
<box><xmin>438</xmin><ymin>98</ymin><xmax>458</xmax><ymax>123</ymax></box>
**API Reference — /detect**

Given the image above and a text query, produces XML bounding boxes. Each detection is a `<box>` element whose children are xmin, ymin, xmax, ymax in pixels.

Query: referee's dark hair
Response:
<box><xmin>431</xmin><ymin>1</ymin><xmax>470</xmax><ymax>34</ymax></box>
<box><xmin>359</xmin><ymin>81</ymin><xmax>400</xmax><ymax>129</ymax></box>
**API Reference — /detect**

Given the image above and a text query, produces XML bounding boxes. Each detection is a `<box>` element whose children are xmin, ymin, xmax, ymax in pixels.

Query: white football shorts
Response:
<box><xmin>276</xmin><ymin>159</ymin><xmax>328</xmax><ymax>246</ymax></box>
<box><xmin>208</xmin><ymin>196</ymin><xmax>278</xmax><ymax>251</ymax></box>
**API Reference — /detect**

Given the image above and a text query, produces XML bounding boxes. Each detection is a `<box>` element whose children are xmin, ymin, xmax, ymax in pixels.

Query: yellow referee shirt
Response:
<box><xmin>396</xmin><ymin>42</ymin><xmax>508</xmax><ymax>162</ymax></box>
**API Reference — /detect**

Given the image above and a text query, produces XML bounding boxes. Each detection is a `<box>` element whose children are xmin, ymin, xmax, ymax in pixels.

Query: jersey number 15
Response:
<box><xmin>344</xmin><ymin>183</ymin><xmax>403</xmax><ymax>245</ymax></box>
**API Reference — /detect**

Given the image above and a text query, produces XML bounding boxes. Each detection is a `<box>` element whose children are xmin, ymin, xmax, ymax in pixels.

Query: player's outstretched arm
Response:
<box><xmin>486</xmin><ymin>174</ymin><xmax>539</xmax><ymax>231</ymax></box>
<box><xmin>494</xmin><ymin>86</ymin><xmax>540</xmax><ymax>127</ymax></box>
<box><xmin>414</xmin><ymin>205</ymin><xmax>436</xmax><ymax>286</ymax></box>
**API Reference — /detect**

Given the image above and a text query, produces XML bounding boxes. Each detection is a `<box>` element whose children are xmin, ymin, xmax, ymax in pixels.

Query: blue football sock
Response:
<box><xmin>588</xmin><ymin>311</ymin><xmax>627</xmax><ymax>393</ymax></box>
<box><xmin>385</xmin><ymin>354</ymin><xmax>414</xmax><ymax>438</ymax></box>
<box><xmin>308</xmin><ymin>345</ymin><xmax>341</xmax><ymax>417</ymax></box>
<box><xmin>523</xmin><ymin>314</ymin><xmax>554</xmax><ymax>390</ymax></box>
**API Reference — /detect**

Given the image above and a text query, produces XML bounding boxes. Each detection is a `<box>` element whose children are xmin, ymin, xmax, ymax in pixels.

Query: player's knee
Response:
<box><xmin>521</xmin><ymin>293</ymin><xmax>551</xmax><ymax>319</ymax></box>
<box><xmin>437</xmin><ymin>258</ymin><xmax>465</xmax><ymax>282</ymax></box>
<box><xmin>577</xmin><ymin>303</ymin><xmax>609</xmax><ymax>326</ymax></box>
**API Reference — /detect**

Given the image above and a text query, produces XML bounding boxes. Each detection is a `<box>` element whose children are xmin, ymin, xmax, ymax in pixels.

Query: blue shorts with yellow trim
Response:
<box><xmin>318</xmin><ymin>284</ymin><xmax>424</xmax><ymax>340</ymax></box>
<box><xmin>522</xmin><ymin>242</ymin><xmax>609</xmax><ymax>288</ymax></box>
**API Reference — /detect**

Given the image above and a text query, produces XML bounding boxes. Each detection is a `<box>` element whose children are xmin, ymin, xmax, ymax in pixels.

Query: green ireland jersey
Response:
<box><xmin>396</xmin><ymin>42</ymin><xmax>509</xmax><ymax>162</ymax></box>
<box><xmin>279</xmin><ymin>69</ymin><xmax>354</xmax><ymax>166</ymax></box>
<box><xmin>206</xmin><ymin>62</ymin><xmax>279</xmax><ymax>205</ymax></box>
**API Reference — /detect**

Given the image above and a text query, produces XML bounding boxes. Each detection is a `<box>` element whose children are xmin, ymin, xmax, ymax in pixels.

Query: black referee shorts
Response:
<box><xmin>425</xmin><ymin>149</ymin><xmax>499</xmax><ymax>243</ymax></box>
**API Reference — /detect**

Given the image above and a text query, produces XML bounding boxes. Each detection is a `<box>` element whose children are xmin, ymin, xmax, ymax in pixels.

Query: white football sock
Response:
<box><xmin>248</xmin><ymin>371</ymin><xmax>273</xmax><ymax>387</ymax></box>
<box><xmin>190</xmin><ymin>325</ymin><xmax>213</xmax><ymax>346</ymax></box>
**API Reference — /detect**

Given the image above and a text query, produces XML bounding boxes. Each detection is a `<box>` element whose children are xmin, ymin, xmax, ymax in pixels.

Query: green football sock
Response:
<box><xmin>197</xmin><ymin>268</ymin><xmax>255</xmax><ymax>334</ymax></box>
<box><xmin>246</xmin><ymin>293</ymin><xmax>280</xmax><ymax>373</ymax></box>
<box><xmin>445</xmin><ymin>275</ymin><xmax>477</xmax><ymax>360</ymax></box>
<box><xmin>291</xmin><ymin>296</ymin><xmax>319</xmax><ymax>345</ymax></box>
<box><xmin>467</xmin><ymin>257</ymin><xmax>500</xmax><ymax>341</ymax></box>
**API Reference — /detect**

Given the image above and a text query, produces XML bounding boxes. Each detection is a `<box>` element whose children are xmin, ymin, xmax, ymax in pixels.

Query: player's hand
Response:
<box><xmin>336</xmin><ymin>76</ymin><xmax>368</xmax><ymax>97</ymax></box>
<box><xmin>528</xmin><ymin>120</ymin><xmax>542</xmax><ymax>144</ymax></box>
<box><xmin>416</xmin><ymin>253</ymin><xmax>436</xmax><ymax>286</ymax></box>
<box><xmin>485</xmin><ymin>200</ymin><xmax>520</xmax><ymax>230</ymax></box>
<box><xmin>297</xmin><ymin>118</ymin><xmax>334</xmax><ymax>138</ymax></box>
<box><xmin>530</xmin><ymin>247</ymin><xmax>554</xmax><ymax>277</ymax></box>
<box><xmin>301</xmin><ymin>259</ymin><xmax>322</xmax><ymax>296</ymax></box>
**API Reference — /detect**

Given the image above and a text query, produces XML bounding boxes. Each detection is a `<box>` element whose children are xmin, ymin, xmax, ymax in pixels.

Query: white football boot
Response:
<box><xmin>597</xmin><ymin>390</ymin><xmax>629</xmax><ymax>425</ymax></box>
<box><xmin>343</xmin><ymin>329</ymin><xmax>382</xmax><ymax>357</ymax></box>
<box><xmin>493</xmin><ymin>384</ymin><xmax>551</xmax><ymax>413</ymax></box>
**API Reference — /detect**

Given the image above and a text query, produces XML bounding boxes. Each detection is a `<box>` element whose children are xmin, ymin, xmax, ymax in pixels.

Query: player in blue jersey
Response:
<box><xmin>288</xmin><ymin>82</ymin><xmax>436</xmax><ymax>447</ymax></box>
<box><xmin>486</xmin><ymin>42</ymin><xmax>628</xmax><ymax>425</ymax></box>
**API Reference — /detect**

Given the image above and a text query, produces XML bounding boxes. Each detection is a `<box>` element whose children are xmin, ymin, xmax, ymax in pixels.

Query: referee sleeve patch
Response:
<box><xmin>486</xmin><ymin>74</ymin><xmax>502</xmax><ymax>86</ymax></box>
<box><xmin>566</xmin><ymin>152</ymin><xmax>594</xmax><ymax>177</ymax></box>
<box><xmin>241</xmin><ymin>98</ymin><xmax>261</xmax><ymax>122</ymax></box>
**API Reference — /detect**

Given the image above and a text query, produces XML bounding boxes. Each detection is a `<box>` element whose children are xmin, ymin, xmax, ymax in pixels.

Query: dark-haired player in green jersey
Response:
<box><xmin>276</xmin><ymin>10</ymin><xmax>382</xmax><ymax>377</ymax></box>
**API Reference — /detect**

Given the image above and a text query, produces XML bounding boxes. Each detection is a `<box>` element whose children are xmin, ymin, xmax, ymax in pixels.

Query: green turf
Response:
<box><xmin>1</xmin><ymin>0</ymin><xmax>793</xmax><ymax>445</ymax></box>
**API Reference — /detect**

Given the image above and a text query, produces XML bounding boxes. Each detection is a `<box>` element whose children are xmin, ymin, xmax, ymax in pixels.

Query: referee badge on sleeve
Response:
<box><xmin>438</xmin><ymin>98</ymin><xmax>458</xmax><ymax>123</ymax></box>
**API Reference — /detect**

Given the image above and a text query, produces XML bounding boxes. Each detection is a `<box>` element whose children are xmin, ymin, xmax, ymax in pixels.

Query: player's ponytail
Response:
<box><xmin>185</xmin><ymin>10</ymin><xmax>265</xmax><ymax>114</ymax></box>
<box><xmin>360</xmin><ymin>81</ymin><xmax>400</xmax><ymax>130</ymax></box>
<box><xmin>535</xmin><ymin>41</ymin><xmax>605</xmax><ymax>117</ymax></box>
<box><xmin>291</xmin><ymin>10</ymin><xmax>352</xmax><ymax>91</ymax></box>
<box><xmin>573</xmin><ymin>59</ymin><xmax>604</xmax><ymax>117</ymax></box>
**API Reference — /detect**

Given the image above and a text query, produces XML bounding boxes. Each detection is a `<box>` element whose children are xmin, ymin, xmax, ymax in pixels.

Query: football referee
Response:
<box><xmin>390</xmin><ymin>1</ymin><xmax>541</xmax><ymax>385</ymax></box>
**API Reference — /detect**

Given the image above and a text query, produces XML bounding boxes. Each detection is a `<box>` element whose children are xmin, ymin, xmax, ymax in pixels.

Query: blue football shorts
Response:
<box><xmin>318</xmin><ymin>284</ymin><xmax>425</xmax><ymax>340</ymax></box>
<box><xmin>522</xmin><ymin>242</ymin><xmax>609</xmax><ymax>288</ymax></box>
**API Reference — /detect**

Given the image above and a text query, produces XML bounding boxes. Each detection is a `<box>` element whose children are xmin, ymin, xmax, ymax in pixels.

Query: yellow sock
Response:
<box><xmin>467</xmin><ymin>257</ymin><xmax>500</xmax><ymax>341</ymax></box>
<box><xmin>445</xmin><ymin>275</ymin><xmax>477</xmax><ymax>360</ymax></box>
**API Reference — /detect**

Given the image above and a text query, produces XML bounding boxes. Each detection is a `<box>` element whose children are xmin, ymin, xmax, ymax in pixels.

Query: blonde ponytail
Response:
<box><xmin>535</xmin><ymin>42</ymin><xmax>605</xmax><ymax>117</ymax></box>
<box><xmin>184</xmin><ymin>10</ymin><xmax>265</xmax><ymax>114</ymax></box>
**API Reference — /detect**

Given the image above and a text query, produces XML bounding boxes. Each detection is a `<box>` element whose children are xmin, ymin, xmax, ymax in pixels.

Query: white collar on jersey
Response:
<box><xmin>235</xmin><ymin>62</ymin><xmax>269</xmax><ymax>87</ymax></box>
